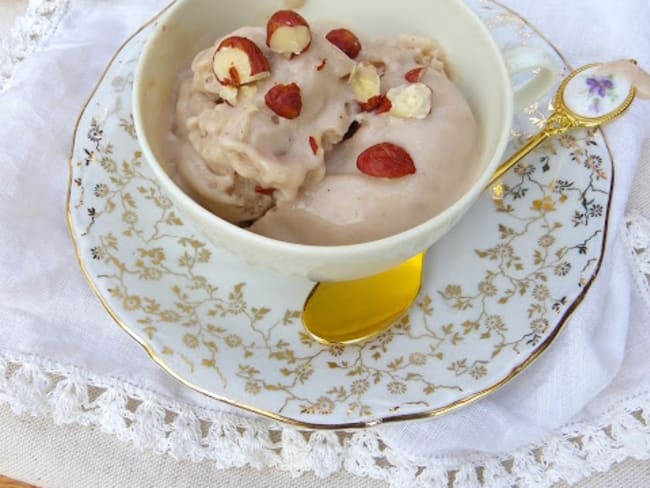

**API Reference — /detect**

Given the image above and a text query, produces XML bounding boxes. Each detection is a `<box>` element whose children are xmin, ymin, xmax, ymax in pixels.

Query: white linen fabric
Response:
<box><xmin>0</xmin><ymin>0</ymin><xmax>649</xmax><ymax>486</ymax></box>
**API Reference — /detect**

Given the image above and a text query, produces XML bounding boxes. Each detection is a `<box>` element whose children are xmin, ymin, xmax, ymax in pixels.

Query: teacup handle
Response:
<box><xmin>504</xmin><ymin>47</ymin><xmax>560</xmax><ymax>109</ymax></box>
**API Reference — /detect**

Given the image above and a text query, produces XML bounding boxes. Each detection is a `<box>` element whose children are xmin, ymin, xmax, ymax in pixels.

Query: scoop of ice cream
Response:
<box><xmin>166</xmin><ymin>13</ymin><xmax>481</xmax><ymax>245</ymax></box>
<box><xmin>250</xmin><ymin>60</ymin><xmax>479</xmax><ymax>245</ymax></box>
<box><xmin>170</xmin><ymin>23</ymin><xmax>358</xmax><ymax>223</ymax></box>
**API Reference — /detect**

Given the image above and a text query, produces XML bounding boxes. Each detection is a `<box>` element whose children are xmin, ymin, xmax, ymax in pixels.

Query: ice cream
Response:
<box><xmin>163</xmin><ymin>10</ymin><xmax>481</xmax><ymax>245</ymax></box>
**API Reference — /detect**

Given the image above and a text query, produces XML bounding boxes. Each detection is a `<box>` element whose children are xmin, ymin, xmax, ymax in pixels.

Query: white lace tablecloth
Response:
<box><xmin>1</xmin><ymin>1</ymin><xmax>650</xmax><ymax>487</ymax></box>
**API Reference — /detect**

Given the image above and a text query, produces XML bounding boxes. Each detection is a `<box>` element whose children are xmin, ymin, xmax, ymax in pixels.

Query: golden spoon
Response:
<box><xmin>303</xmin><ymin>61</ymin><xmax>642</xmax><ymax>345</ymax></box>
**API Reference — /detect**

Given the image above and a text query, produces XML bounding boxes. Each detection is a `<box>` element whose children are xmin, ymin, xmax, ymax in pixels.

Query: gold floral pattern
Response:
<box><xmin>67</xmin><ymin>1</ymin><xmax>613</xmax><ymax>426</ymax></box>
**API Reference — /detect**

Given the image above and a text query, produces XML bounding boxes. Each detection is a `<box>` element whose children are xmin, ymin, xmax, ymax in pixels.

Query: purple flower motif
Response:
<box><xmin>586</xmin><ymin>77</ymin><xmax>614</xmax><ymax>97</ymax></box>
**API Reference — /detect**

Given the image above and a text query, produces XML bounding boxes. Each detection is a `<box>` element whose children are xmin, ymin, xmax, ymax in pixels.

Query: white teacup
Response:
<box><xmin>133</xmin><ymin>0</ymin><xmax>558</xmax><ymax>281</ymax></box>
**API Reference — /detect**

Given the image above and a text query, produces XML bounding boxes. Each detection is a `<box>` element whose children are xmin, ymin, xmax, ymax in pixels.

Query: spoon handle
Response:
<box><xmin>487</xmin><ymin>131</ymin><xmax>549</xmax><ymax>188</ymax></box>
<box><xmin>486</xmin><ymin>107</ymin><xmax>583</xmax><ymax>189</ymax></box>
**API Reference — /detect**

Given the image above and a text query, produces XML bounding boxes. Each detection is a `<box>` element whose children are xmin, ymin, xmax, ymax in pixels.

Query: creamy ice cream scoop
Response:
<box><xmin>168</xmin><ymin>22</ymin><xmax>358</xmax><ymax>222</ymax></box>
<box><xmin>251</xmin><ymin>65</ymin><xmax>480</xmax><ymax>244</ymax></box>
<box><xmin>165</xmin><ymin>12</ymin><xmax>481</xmax><ymax>244</ymax></box>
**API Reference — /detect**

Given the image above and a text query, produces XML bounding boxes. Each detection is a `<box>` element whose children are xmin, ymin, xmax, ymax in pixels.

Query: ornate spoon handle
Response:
<box><xmin>488</xmin><ymin>60</ymin><xmax>644</xmax><ymax>190</ymax></box>
<box><xmin>487</xmin><ymin>107</ymin><xmax>580</xmax><ymax>188</ymax></box>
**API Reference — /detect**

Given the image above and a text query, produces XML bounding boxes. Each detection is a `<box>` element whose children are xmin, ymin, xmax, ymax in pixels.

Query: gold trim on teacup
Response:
<box><xmin>66</xmin><ymin>0</ymin><xmax>616</xmax><ymax>429</ymax></box>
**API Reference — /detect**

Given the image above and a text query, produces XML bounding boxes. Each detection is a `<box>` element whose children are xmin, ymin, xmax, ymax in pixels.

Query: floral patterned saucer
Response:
<box><xmin>67</xmin><ymin>0</ymin><xmax>613</xmax><ymax>428</ymax></box>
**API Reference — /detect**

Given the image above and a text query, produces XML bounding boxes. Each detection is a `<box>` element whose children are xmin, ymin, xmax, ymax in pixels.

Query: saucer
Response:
<box><xmin>67</xmin><ymin>0</ymin><xmax>613</xmax><ymax>428</ymax></box>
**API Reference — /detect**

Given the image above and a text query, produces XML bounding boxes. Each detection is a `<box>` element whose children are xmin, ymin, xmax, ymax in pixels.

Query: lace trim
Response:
<box><xmin>0</xmin><ymin>352</ymin><xmax>649</xmax><ymax>487</ymax></box>
<box><xmin>626</xmin><ymin>212</ymin><xmax>650</xmax><ymax>311</ymax></box>
<box><xmin>0</xmin><ymin>0</ymin><xmax>70</xmax><ymax>91</ymax></box>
